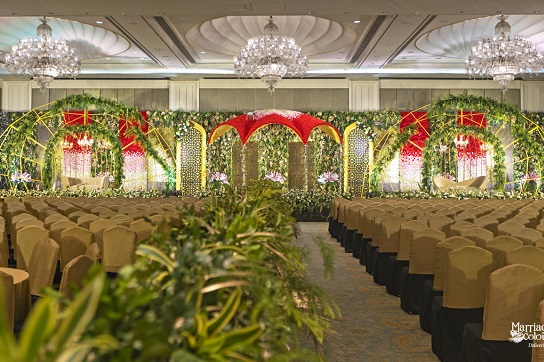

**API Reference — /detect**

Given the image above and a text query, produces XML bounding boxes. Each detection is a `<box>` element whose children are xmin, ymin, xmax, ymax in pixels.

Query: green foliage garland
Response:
<box><xmin>42</xmin><ymin>123</ymin><xmax>124</xmax><ymax>188</ymax></box>
<box><xmin>421</xmin><ymin>125</ymin><xmax>506</xmax><ymax>190</ymax></box>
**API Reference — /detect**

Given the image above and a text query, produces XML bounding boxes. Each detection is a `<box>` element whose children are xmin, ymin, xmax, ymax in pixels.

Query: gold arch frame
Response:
<box><xmin>176</xmin><ymin>122</ymin><xmax>207</xmax><ymax>192</ymax></box>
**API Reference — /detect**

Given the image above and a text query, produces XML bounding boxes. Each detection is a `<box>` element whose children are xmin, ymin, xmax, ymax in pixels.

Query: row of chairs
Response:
<box><xmin>329</xmin><ymin>196</ymin><xmax>544</xmax><ymax>362</ymax></box>
<box><xmin>0</xmin><ymin>195</ymin><xmax>201</xmax><ymax>331</ymax></box>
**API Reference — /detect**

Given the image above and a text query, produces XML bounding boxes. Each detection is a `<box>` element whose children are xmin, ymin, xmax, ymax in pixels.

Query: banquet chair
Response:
<box><xmin>356</xmin><ymin>208</ymin><xmax>384</xmax><ymax>265</ymax></box>
<box><xmin>458</xmin><ymin>227</ymin><xmax>493</xmax><ymax>247</ymax></box>
<box><xmin>44</xmin><ymin>213</ymin><xmax>68</xmax><ymax>229</ymax></box>
<box><xmin>336</xmin><ymin>201</ymin><xmax>352</xmax><ymax>245</ymax></box>
<box><xmin>109</xmin><ymin>214</ymin><xmax>133</xmax><ymax>227</ymax></box>
<box><xmin>484</xmin><ymin>236</ymin><xmax>524</xmax><ymax>271</ymax></box>
<box><xmin>59</xmin><ymin>255</ymin><xmax>94</xmax><ymax>300</ymax></box>
<box><xmin>60</xmin><ymin>236</ymin><xmax>87</xmax><ymax>271</ymax></box>
<box><xmin>343</xmin><ymin>203</ymin><xmax>365</xmax><ymax>253</ymax></box>
<box><xmin>36</xmin><ymin>207</ymin><xmax>57</xmax><ymax>221</ymax></box>
<box><xmin>473</xmin><ymin>217</ymin><xmax>500</xmax><ymax>236</ymax></box>
<box><xmin>448</xmin><ymin>221</ymin><xmax>475</xmax><ymax>237</ymax></box>
<box><xmin>60</xmin><ymin>226</ymin><xmax>94</xmax><ymax>248</ymax></box>
<box><xmin>56</xmin><ymin>203</ymin><xmax>81</xmax><ymax>217</ymax></box>
<box><xmin>328</xmin><ymin>197</ymin><xmax>346</xmax><ymax>238</ymax></box>
<box><xmin>505</xmin><ymin>246</ymin><xmax>544</xmax><ymax>271</ymax></box>
<box><xmin>374</xmin><ymin>215</ymin><xmax>406</xmax><ymax>285</ymax></box>
<box><xmin>90</xmin><ymin>206</ymin><xmax>111</xmax><ymax>216</ymax></box>
<box><xmin>454</xmin><ymin>211</ymin><xmax>477</xmax><ymax>223</ymax></box>
<box><xmin>420</xmin><ymin>236</ymin><xmax>475</xmax><ymax>333</ymax></box>
<box><xmin>10</xmin><ymin>212</ymin><xmax>35</xmax><ymax>239</ymax></box>
<box><xmin>77</xmin><ymin>214</ymin><xmax>99</xmax><ymax>229</ymax></box>
<box><xmin>510</xmin><ymin>228</ymin><xmax>543</xmax><ymax>245</ymax></box>
<box><xmin>432</xmin><ymin>246</ymin><xmax>493</xmax><ymax>361</ymax></box>
<box><xmin>0</xmin><ymin>270</ymin><xmax>14</xmax><ymax>331</ymax></box>
<box><xmin>127</xmin><ymin>210</ymin><xmax>146</xmax><ymax>221</ymax></box>
<box><xmin>28</xmin><ymin>238</ymin><xmax>59</xmax><ymax>297</ymax></box>
<box><xmin>67</xmin><ymin>211</ymin><xmax>88</xmax><ymax>223</ymax></box>
<box><xmin>535</xmin><ymin>239</ymin><xmax>544</xmax><ymax>249</ymax></box>
<box><xmin>96</xmin><ymin>210</ymin><xmax>117</xmax><ymax>219</ymax></box>
<box><xmin>16</xmin><ymin>226</ymin><xmax>49</xmax><ymax>271</ymax></box>
<box><xmin>102</xmin><ymin>226</ymin><xmax>137</xmax><ymax>273</ymax></box>
<box><xmin>49</xmin><ymin>220</ymin><xmax>77</xmax><ymax>244</ymax></box>
<box><xmin>533</xmin><ymin>301</ymin><xmax>544</xmax><ymax>362</ymax></box>
<box><xmin>462</xmin><ymin>265</ymin><xmax>544</xmax><ymax>362</ymax></box>
<box><xmin>428</xmin><ymin>215</ymin><xmax>455</xmax><ymax>236</ymax></box>
<box><xmin>117</xmin><ymin>206</ymin><xmax>138</xmax><ymax>216</ymax></box>
<box><xmin>367</xmin><ymin>212</ymin><xmax>392</xmax><ymax>274</ymax></box>
<box><xmin>386</xmin><ymin>220</ymin><xmax>427</xmax><ymax>296</ymax></box>
<box><xmin>130</xmin><ymin>218</ymin><xmax>154</xmax><ymax>243</ymax></box>
<box><xmin>400</xmin><ymin>228</ymin><xmax>446</xmax><ymax>314</ymax></box>
<box><xmin>89</xmin><ymin>219</ymin><xmax>117</xmax><ymax>248</ymax></box>
<box><xmin>496</xmin><ymin>221</ymin><xmax>526</xmax><ymax>236</ymax></box>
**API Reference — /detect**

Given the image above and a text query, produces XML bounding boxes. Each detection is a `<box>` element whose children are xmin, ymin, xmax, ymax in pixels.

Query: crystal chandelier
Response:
<box><xmin>5</xmin><ymin>17</ymin><xmax>80</xmax><ymax>91</ymax></box>
<box><xmin>234</xmin><ymin>16</ymin><xmax>308</xmax><ymax>93</ymax></box>
<box><xmin>465</xmin><ymin>15</ymin><xmax>544</xmax><ymax>93</ymax></box>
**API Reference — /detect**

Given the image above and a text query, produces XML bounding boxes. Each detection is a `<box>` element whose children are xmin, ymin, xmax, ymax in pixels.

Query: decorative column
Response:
<box><xmin>169</xmin><ymin>80</ymin><xmax>199</xmax><ymax>111</ymax></box>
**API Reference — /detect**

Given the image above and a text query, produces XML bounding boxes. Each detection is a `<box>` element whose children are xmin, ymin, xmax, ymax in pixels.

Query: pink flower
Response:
<box><xmin>264</xmin><ymin>172</ymin><xmax>285</xmax><ymax>184</ymax></box>
<box><xmin>318</xmin><ymin>172</ymin><xmax>339</xmax><ymax>184</ymax></box>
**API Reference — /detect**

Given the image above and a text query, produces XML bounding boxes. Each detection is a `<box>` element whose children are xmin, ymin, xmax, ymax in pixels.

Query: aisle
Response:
<box><xmin>295</xmin><ymin>222</ymin><xmax>437</xmax><ymax>362</ymax></box>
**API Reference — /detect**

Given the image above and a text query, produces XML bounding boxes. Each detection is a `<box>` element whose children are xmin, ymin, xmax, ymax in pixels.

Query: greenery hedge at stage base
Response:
<box><xmin>0</xmin><ymin>183</ymin><xmax>339</xmax><ymax>361</ymax></box>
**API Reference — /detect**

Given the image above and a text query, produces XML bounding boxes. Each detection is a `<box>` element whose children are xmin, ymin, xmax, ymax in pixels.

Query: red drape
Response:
<box><xmin>457</xmin><ymin>111</ymin><xmax>486</xmax><ymax>158</ymax></box>
<box><xmin>400</xmin><ymin>111</ymin><xmax>429</xmax><ymax>157</ymax></box>
<box><xmin>119</xmin><ymin>112</ymin><xmax>149</xmax><ymax>154</ymax></box>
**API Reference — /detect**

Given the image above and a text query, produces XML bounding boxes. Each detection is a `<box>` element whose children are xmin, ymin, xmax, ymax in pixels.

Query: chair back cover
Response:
<box><xmin>379</xmin><ymin>216</ymin><xmax>407</xmax><ymax>253</ymax></box>
<box><xmin>60</xmin><ymin>226</ymin><xmax>94</xmax><ymax>248</ymax></box>
<box><xmin>60</xmin><ymin>236</ymin><xmax>87</xmax><ymax>270</ymax></box>
<box><xmin>448</xmin><ymin>221</ymin><xmax>475</xmax><ymax>237</ymax></box>
<box><xmin>510</xmin><ymin>228</ymin><xmax>543</xmax><ymax>245</ymax></box>
<box><xmin>345</xmin><ymin>203</ymin><xmax>364</xmax><ymax>230</ymax></box>
<box><xmin>458</xmin><ymin>227</ymin><xmax>494</xmax><ymax>247</ymax></box>
<box><xmin>427</xmin><ymin>215</ymin><xmax>455</xmax><ymax>235</ymax></box>
<box><xmin>505</xmin><ymin>246</ymin><xmax>544</xmax><ymax>271</ymax></box>
<box><xmin>130</xmin><ymin>218</ymin><xmax>154</xmax><ymax>243</ymax></box>
<box><xmin>433</xmin><ymin>236</ymin><xmax>475</xmax><ymax>291</ymax></box>
<box><xmin>49</xmin><ymin>220</ymin><xmax>77</xmax><ymax>243</ymax></box>
<box><xmin>28</xmin><ymin>238</ymin><xmax>59</xmax><ymax>296</ymax></box>
<box><xmin>16</xmin><ymin>226</ymin><xmax>50</xmax><ymax>271</ymax></box>
<box><xmin>409</xmin><ymin>228</ymin><xmax>446</xmax><ymax>274</ymax></box>
<box><xmin>496</xmin><ymin>221</ymin><xmax>525</xmax><ymax>236</ymax></box>
<box><xmin>372</xmin><ymin>213</ymin><xmax>392</xmax><ymax>247</ymax></box>
<box><xmin>359</xmin><ymin>208</ymin><xmax>383</xmax><ymax>236</ymax></box>
<box><xmin>0</xmin><ymin>270</ymin><xmax>14</xmax><ymax>331</ymax></box>
<box><xmin>44</xmin><ymin>214</ymin><xmax>68</xmax><ymax>229</ymax></box>
<box><xmin>60</xmin><ymin>255</ymin><xmax>94</xmax><ymax>300</ymax></box>
<box><xmin>482</xmin><ymin>264</ymin><xmax>544</xmax><ymax>341</ymax></box>
<box><xmin>443</xmin><ymin>246</ymin><xmax>494</xmax><ymax>308</ymax></box>
<box><xmin>102</xmin><ymin>226</ymin><xmax>137</xmax><ymax>273</ymax></box>
<box><xmin>397</xmin><ymin>220</ymin><xmax>427</xmax><ymax>261</ymax></box>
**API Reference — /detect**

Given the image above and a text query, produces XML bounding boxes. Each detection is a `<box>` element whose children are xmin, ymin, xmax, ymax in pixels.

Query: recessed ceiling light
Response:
<box><xmin>354</xmin><ymin>20</ymin><xmax>361</xmax><ymax>24</ymax></box>
<box><xmin>96</xmin><ymin>21</ymin><xmax>103</xmax><ymax>24</ymax></box>
<box><xmin>105</xmin><ymin>57</ymin><xmax>111</xmax><ymax>60</ymax></box>
<box><xmin>200</xmin><ymin>51</ymin><xmax>206</xmax><ymax>54</ymax></box>
<box><xmin>139</xmin><ymin>57</ymin><xmax>145</xmax><ymax>60</ymax></box>
<box><xmin>535</xmin><ymin>11</ymin><xmax>541</xmax><ymax>14</ymax></box>
<box><xmin>132</xmin><ymin>51</ymin><xmax>137</xmax><ymax>54</ymax></box>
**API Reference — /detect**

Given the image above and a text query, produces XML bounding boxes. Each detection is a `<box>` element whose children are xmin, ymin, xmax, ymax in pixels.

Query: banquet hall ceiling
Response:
<box><xmin>0</xmin><ymin>0</ymin><xmax>543</xmax><ymax>81</ymax></box>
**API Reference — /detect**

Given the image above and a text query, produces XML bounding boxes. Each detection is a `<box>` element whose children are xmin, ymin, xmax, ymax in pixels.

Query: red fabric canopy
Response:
<box><xmin>208</xmin><ymin>110</ymin><xmax>342</xmax><ymax>145</ymax></box>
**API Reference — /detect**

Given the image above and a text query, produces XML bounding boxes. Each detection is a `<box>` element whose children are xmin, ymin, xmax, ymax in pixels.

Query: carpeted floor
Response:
<box><xmin>295</xmin><ymin>222</ymin><xmax>437</xmax><ymax>362</ymax></box>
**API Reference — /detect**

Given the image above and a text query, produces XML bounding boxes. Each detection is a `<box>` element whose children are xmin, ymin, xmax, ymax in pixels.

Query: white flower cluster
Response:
<box><xmin>264</xmin><ymin>171</ymin><xmax>286</xmax><ymax>184</ymax></box>
<box><xmin>210</xmin><ymin>172</ymin><xmax>229</xmax><ymax>185</ymax></box>
<box><xmin>317</xmin><ymin>172</ymin><xmax>339</xmax><ymax>184</ymax></box>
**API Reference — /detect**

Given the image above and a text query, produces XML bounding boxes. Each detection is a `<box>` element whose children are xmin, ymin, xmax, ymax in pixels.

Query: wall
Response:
<box><xmin>0</xmin><ymin>78</ymin><xmax>542</xmax><ymax>113</ymax></box>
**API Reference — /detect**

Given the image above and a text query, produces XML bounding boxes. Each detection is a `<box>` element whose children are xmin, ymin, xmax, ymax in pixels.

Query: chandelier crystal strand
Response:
<box><xmin>234</xmin><ymin>16</ymin><xmax>308</xmax><ymax>93</ymax></box>
<box><xmin>465</xmin><ymin>15</ymin><xmax>544</xmax><ymax>94</ymax></box>
<box><xmin>5</xmin><ymin>17</ymin><xmax>80</xmax><ymax>91</ymax></box>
